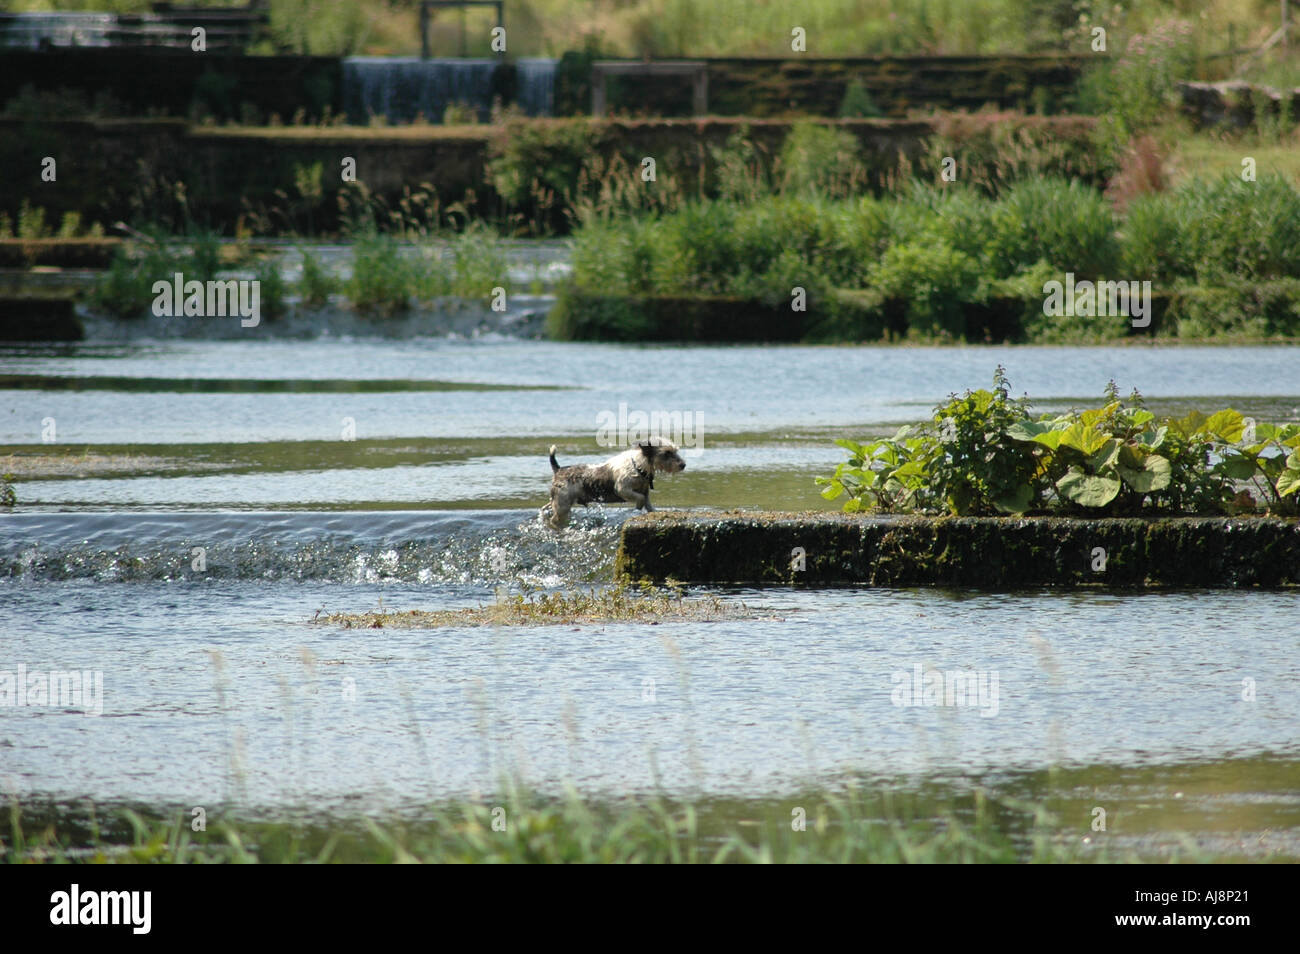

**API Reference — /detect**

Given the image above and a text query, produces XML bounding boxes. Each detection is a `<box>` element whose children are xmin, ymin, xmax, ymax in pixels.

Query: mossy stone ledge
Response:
<box><xmin>615</xmin><ymin>511</ymin><xmax>1300</xmax><ymax>588</ymax></box>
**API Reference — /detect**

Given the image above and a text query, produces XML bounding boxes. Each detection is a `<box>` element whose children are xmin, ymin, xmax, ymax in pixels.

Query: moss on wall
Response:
<box><xmin>617</xmin><ymin>511</ymin><xmax>1300</xmax><ymax>588</ymax></box>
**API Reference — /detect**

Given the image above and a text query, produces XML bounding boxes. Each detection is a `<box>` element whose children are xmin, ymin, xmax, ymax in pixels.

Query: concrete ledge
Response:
<box><xmin>616</xmin><ymin>511</ymin><xmax>1300</xmax><ymax>588</ymax></box>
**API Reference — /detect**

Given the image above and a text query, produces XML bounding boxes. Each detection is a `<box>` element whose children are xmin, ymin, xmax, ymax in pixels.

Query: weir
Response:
<box><xmin>341</xmin><ymin>56</ymin><xmax>556</xmax><ymax>124</ymax></box>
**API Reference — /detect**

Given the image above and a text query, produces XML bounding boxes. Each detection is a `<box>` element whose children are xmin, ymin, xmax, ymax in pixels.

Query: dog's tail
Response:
<box><xmin>549</xmin><ymin>444</ymin><xmax>560</xmax><ymax>473</ymax></box>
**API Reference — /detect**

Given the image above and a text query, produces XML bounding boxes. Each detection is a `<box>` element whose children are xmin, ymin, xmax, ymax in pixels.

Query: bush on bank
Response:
<box><xmin>558</xmin><ymin>174</ymin><xmax>1300</xmax><ymax>342</ymax></box>
<box><xmin>817</xmin><ymin>370</ymin><xmax>1300</xmax><ymax>517</ymax></box>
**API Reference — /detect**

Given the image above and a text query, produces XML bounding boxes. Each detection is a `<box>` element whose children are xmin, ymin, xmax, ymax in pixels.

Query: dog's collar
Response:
<box><xmin>633</xmin><ymin>458</ymin><xmax>654</xmax><ymax>488</ymax></box>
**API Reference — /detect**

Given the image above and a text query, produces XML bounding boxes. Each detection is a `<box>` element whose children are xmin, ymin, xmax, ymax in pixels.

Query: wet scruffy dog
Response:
<box><xmin>541</xmin><ymin>438</ymin><xmax>686</xmax><ymax>529</ymax></box>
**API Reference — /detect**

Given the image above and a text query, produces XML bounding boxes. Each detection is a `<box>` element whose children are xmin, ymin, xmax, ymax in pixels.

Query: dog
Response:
<box><xmin>541</xmin><ymin>438</ymin><xmax>686</xmax><ymax>529</ymax></box>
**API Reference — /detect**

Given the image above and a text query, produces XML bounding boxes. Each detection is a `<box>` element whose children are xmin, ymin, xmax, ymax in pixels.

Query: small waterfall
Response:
<box><xmin>342</xmin><ymin>56</ymin><xmax>498</xmax><ymax>124</ymax></box>
<box><xmin>515</xmin><ymin>57</ymin><xmax>557</xmax><ymax>116</ymax></box>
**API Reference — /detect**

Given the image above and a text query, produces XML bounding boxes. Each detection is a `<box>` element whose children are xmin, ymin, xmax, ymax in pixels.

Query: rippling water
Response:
<box><xmin>2</xmin><ymin>339</ymin><xmax>1299</xmax><ymax>811</ymax></box>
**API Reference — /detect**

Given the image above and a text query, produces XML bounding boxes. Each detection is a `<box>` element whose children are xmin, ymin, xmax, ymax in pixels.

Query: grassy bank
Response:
<box><xmin>9</xmin><ymin>754</ymin><xmax>1299</xmax><ymax>863</ymax></box>
<box><xmin>13</xmin><ymin>0</ymin><xmax>1283</xmax><ymax>60</ymax></box>
<box><xmin>556</xmin><ymin>174</ymin><xmax>1300</xmax><ymax>343</ymax></box>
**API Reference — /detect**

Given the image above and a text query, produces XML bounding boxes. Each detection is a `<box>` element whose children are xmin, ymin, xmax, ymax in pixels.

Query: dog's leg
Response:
<box><xmin>619</xmin><ymin>489</ymin><xmax>652</xmax><ymax>512</ymax></box>
<box><xmin>549</xmin><ymin>494</ymin><xmax>573</xmax><ymax>529</ymax></box>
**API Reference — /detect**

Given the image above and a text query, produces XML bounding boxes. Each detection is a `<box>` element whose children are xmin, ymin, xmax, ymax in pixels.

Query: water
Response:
<box><xmin>342</xmin><ymin>56</ymin><xmax>500</xmax><ymax>124</ymax></box>
<box><xmin>2</xmin><ymin>338</ymin><xmax>1299</xmax><ymax>814</ymax></box>
<box><xmin>515</xmin><ymin>58</ymin><xmax>557</xmax><ymax>116</ymax></box>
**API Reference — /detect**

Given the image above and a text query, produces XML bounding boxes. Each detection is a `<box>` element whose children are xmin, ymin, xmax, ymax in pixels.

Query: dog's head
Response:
<box><xmin>637</xmin><ymin>438</ymin><xmax>686</xmax><ymax>474</ymax></box>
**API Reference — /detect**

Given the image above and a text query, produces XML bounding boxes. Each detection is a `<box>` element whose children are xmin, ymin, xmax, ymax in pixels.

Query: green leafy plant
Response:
<box><xmin>345</xmin><ymin>233</ymin><xmax>414</xmax><ymax>316</ymax></box>
<box><xmin>819</xmin><ymin>372</ymin><xmax>1300</xmax><ymax>516</ymax></box>
<box><xmin>298</xmin><ymin>249</ymin><xmax>337</xmax><ymax>308</ymax></box>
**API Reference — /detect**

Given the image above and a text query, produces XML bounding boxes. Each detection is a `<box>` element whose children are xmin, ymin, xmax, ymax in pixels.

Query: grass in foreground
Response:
<box><xmin>0</xmin><ymin>789</ymin><xmax>1196</xmax><ymax>865</ymax></box>
<box><xmin>316</xmin><ymin>585</ymin><xmax>757</xmax><ymax>629</ymax></box>
<box><xmin>8</xmin><ymin>771</ymin><xmax>1294</xmax><ymax>864</ymax></box>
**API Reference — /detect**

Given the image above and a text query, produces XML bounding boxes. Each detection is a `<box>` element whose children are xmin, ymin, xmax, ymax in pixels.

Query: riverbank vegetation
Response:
<box><xmin>9</xmin><ymin>759</ymin><xmax>1293</xmax><ymax>863</ymax></box>
<box><xmin>558</xmin><ymin>173</ymin><xmax>1300</xmax><ymax>342</ymax></box>
<box><xmin>818</xmin><ymin>370</ymin><xmax>1300</xmax><ymax>516</ymax></box>
<box><xmin>90</xmin><ymin>227</ymin><xmax>514</xmax><ymax>320</ymax></box>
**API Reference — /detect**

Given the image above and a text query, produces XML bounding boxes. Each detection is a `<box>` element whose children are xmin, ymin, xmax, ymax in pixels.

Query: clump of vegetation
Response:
<box><xmin>818</xmin><ymin>369</ymin><xmax>1300</xmax><ymax>516</ymax></box>
<box><xmin>1</xmin><ymin>783</ymin><xmax>1182</xmax><ymax>864</ymax></box>
<box><xmin>1077</xmin><ymin>16</ymin><xmax>1202</xmax><ymax>148</ymax></box>
<box><xmin>839</xmin><ymin>78</ymin><xmax>884</xmax><ymax>118</ymax></box>
<box><xmin>778</xmin><ymin>122</ymin><xmax>867</xmax><ymax>198</ymax></box>
<box><xmin>564</xmin><ymin>173</ymin><xmax>1300</xmax><ymax>342</ymax></box>
<box><xmin>91</xmin><ymin>232</ymin><xmax>227</xmax><ymax>319</ymax></box>
<box><xmin>343</xmin><ymin>227</ymin><xmax>510</xmax><ymax>316</ymax></box>
<box><xmin>345</xmin><ymin>233</ymin><xmax>414</xmax><ymax>315</ymax></box>
<box><xmin>253</xmin><ymin>258</ymin><xmax>289</xmax><ymax>322</ymax></box>
<box><xmin>0</xmin><ymin>473</ymin><xmax>16</xmax><ymax>508</ymax></box>
<box><xmin>0</xmin><ymin>201</ymin><xmax>105</xmax><ymax>241</ymax></box>
<box><xmin>297</xmin><ymin>249</ymin><xmax>338</xmax><ymax>308</ymax></box>
<box><xmin>317</xmin><ymin>584</ymin><xmax>751</xmax><ymax>629</ymax></box>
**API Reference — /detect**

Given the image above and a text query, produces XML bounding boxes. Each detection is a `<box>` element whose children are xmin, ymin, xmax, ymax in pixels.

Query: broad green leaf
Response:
<box><xmin>1088</xmin><ymin>438</ymin><xmax>1122</xmax><ymax>471</ymax></box>
<box><xmin>1059</xmin><ymin>422</ymin><xmax>1109</xmax><ymax>456</ymax></box>
<box><xmin>1201</xmin><ymin>409</ymin><xmax>1245</xmax><ymax>442</ymax></box>
<box><xmin>1128</xmin><ymin>409</ymin><xmax>1155</xmax><ymax>427</ymax></box>
<box><xmin>1005</xmin><ymin>421</ymin><xmax>1051</xmax><ymax>442</ymax></box>
<box><xmin>1277</xmin><ymin>468</ymin><xmax>1300</xmax><ymax>498</ymax></box>
<box><xmin>820</xmin><ymin>480</ymin><xmax>844</xmax><ymax>500</ymax></box>
<box><xmin>1117</xmin><ymin>454</ymin><xmax>1171</xmax><ymax>493</ymax></box>
<box><xmin>1056</xmin><ymin>467</ymin><xmax>1122</xmax><ymax>507</ymax></box>
<box><xmin>1174</xmin><ymin>411</ymin><xmax>1206</xmax><ymax>437</ymax></box>
<box><xmin>993</xmin><ymin>484</ymin><xmax>1034</xmax><ymax>514</ymax></box>
<box><xmin>1215</xmin><ymin>457</ymin><xmax>1259</xmax><ymax>480</ymax></box>
<box><xmin>1140</xmin><ymin>425</ymin><xmax>1168</xmax><ymax>450</ymax></box>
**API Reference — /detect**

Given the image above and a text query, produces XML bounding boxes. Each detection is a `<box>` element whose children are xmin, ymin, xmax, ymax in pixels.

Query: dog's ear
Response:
<box><xmin>638</xmin><ymin>440</ymin><xmax>657</xmax><ymax>457</ymax></box>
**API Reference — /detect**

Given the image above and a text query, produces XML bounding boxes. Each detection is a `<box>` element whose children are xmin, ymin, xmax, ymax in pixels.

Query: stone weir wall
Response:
<box><xmin>555</xmin><ymin>53</ymin><xmax>1092</xmax><ymax>117</ymax></box>
<box><xmin>0</xmin><ymin>49</ymin><xmax>1090</xmax><ymax>121</ymax></box>
<box><xmin>616</xmin><ymin>511</ymin><xmax>1300</xmax><ymax>588</ymax></box>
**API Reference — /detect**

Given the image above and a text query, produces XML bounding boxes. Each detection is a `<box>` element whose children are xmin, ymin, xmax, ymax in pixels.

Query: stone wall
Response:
<box><xmin>617</xmin><ymin>512</ymin><xmax>1300</xmax><ymax>587</ymax></box>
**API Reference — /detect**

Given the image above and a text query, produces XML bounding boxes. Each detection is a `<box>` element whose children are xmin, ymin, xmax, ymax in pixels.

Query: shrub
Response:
<box><xmin>819</xmin><ymin>373</ymin><xmax>1300</xmax><ymax>516</ymax></box>
<box><xmin>92</xmin><ymin>241</ymin><xmax>186</xmax><ymax>319</ymax></box>
<box><xmin>867</xmin><ymin>240</ymin><xmax>984</xmax><ymax>339</ymax></box>
<box><xmin>1174</xmin><ymin>175</ymin><xmax>1300</xmax><ymax>282</ymax></box>
<box><xmin>449</xmin><ymin>223</ymin><xmax>509</xmax><ymax>299</ymax></box>
<box><xmin>253</xmin><ymin>258</ymin><xmax>288</xmax><ymax>322</ymax></box>
<box><xmin>346</xmin><ymin>234</ymin><xmax>414</xmax><ymax>315</ymax></box>
<box><xmin>779</xmin><ymin>122</ymin><xmax>867</xmax><ymax>198</ymax></box>
<box><xmin>298</xmin><ymin>249</ymin><xmax>338</xmax><ymax>308</ymax></box>
<box><xmin>1078</xmin><ymin>17</ymin><xmax>1200</xmax><ymax>150</ymax></box>
<box><xmin>839</xmin><ymin>79</ymin><xmax>885</xmax><ymax>118</ymax></box>
<box><xmin>983</xmin><ymin>178</ymin><xmax>1119</xmax><ymax>279</ymax></box>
